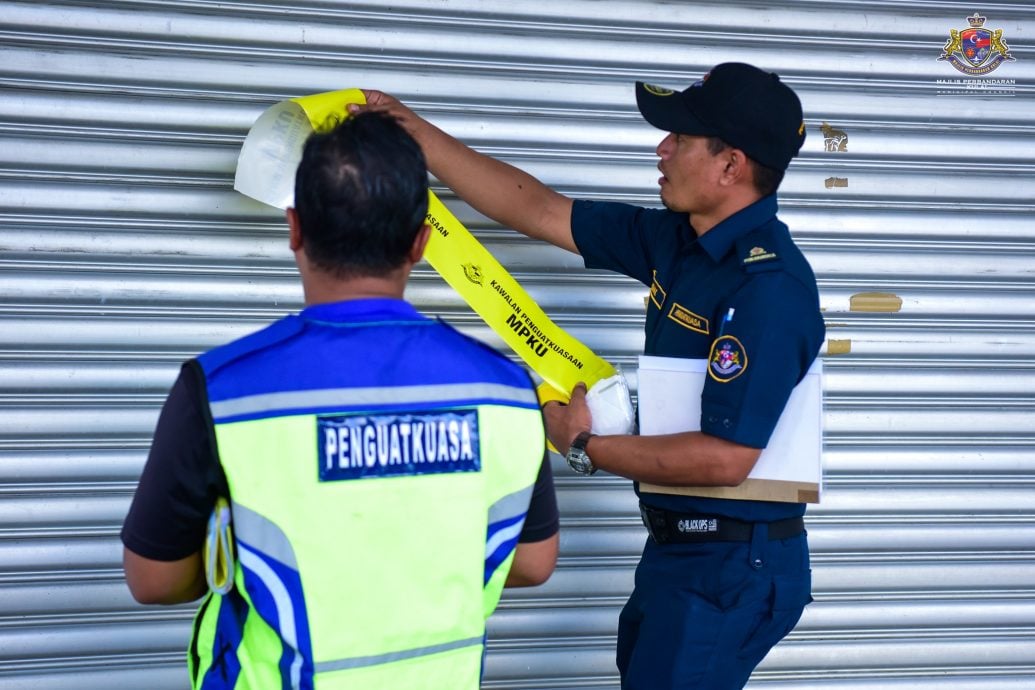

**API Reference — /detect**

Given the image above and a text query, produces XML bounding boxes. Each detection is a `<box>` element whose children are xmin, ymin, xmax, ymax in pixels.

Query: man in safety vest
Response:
<box><xmin>353</xmin><ymin>61</ymin><xmax>822</xmax><ymax>690</ymax></box>
<box><xmin>121</xmin><ymin>111</ymin><xmax>560</xmax><ymax>689</ymax></box>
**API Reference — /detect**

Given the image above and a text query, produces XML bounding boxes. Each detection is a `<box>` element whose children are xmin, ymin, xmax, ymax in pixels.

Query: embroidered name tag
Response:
<box><xmin>318</xmin><ymin>410</ymin><xmax>480</xmax><ymax>481</ymax></box>
<box><xmin>649</xmin><ymin>270</ymin><xmax>667</xmax><ymax>310</ymax></box>
<box><xmin>667</xmin><ymin>303</ymin><xmax>710</xmax><ymax>335</ymax></box>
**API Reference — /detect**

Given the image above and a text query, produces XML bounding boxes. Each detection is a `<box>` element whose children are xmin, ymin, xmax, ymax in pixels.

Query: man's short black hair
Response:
<box><xmin>706</xmin><ymin>136</ymin><xmax>785</xmax><ymax>197</ymax></box>
<box><xmin>293</xmin><ymin>111</ymin><xmax>429</xmax><ymax>278</ymax></box>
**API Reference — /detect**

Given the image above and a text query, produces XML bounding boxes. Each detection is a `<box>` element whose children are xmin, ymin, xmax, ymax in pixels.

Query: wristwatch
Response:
<box><xmin>565</xmin><ymin>431</ymin><xmax>597</xmax><ymax>475</ymax></box>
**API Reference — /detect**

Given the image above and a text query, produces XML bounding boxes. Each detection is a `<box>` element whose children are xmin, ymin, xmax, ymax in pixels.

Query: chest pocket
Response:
<box><xmin>646</xmin><ymin>266</ymin><xmax>722</xmax><ymax>358</ymax></box>
<box><xmin>646</xmin><ymin>244</ymin><xmax>758</xmax><ymax>356</ymax></box>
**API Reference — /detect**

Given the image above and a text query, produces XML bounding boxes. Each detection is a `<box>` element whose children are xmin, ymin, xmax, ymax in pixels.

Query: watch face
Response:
<box><xmin>567</xmin><ymin>448</ymin><xmax>594</xmax><ymax>475</ymax></box>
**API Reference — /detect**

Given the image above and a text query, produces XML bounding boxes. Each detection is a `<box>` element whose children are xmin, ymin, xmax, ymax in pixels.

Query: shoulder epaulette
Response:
<box><xmin>736</xmin><ymin>235</ymin><xmax>784</xmax><ymax>274</ymax></box>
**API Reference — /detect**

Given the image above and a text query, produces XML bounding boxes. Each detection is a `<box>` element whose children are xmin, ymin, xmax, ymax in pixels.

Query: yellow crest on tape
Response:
<box><xmin>235</xmin><ymin>90</ymin><xmax>615</xmax><ymax>401</ymax></box>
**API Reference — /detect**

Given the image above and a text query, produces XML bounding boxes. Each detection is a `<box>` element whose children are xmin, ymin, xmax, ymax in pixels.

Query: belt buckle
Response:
<box><xmin>639</xmin><ymin>505</ymin><xmax>668</xmax><ymax>544</ymax></box>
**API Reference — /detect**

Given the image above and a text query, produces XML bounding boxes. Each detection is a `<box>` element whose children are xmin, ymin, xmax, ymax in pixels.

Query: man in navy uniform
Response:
<box><xmin>355</xmin><ymin>62</ymin><xmax>824</xmax><ymax>689</ymax></box>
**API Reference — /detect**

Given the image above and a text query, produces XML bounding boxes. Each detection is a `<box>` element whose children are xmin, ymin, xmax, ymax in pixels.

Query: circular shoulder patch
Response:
<box><xmin>643</xmin><ymin>84</ymin><xmax>675</xmax><ymax>97</ymax></box>
<box><xmin>708</xmin><ymin>335</ymin><xmax>747</xmax><ymax>383</ymax></box>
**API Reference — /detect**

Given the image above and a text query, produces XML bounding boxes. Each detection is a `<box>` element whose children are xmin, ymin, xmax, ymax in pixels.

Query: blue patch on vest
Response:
<box><xmin>318</xmin><ymin>410</ymin><xmax>480</xmax><ymax>481</ymax></box>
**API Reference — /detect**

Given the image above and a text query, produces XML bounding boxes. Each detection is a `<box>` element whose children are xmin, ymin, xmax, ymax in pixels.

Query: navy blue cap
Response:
<box><xmin>635</xmin><ymin>63</ymin><xmax>806</xmax><ymax>171</ymax></box>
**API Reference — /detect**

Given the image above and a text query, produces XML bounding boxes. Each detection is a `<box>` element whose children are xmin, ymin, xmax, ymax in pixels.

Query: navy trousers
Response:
<box><xmin>617</xmin><ymin>526</ymin><xmax>811</xmax><ymax>690</ymax></box>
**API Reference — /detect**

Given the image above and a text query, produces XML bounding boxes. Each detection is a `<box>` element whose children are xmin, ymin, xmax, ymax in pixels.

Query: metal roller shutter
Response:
<box><xmin>0</xmin><ymin>1</ymin><xmax>1032</xmax><ymax>687</ymax></box>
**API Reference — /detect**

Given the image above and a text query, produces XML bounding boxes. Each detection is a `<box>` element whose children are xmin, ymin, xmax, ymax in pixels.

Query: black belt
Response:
<box><xmin>639</xmin><ymin>504</ymin><xmax>805</xmax><ymax>544</ymax></box>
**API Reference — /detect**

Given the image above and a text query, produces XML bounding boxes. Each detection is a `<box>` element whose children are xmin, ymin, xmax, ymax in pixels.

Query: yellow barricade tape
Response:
<box><xmin>235</xmin><ymin>88</ymin><xmax>617</xmax><ymax>402</ymax></box>
<box><xmin>222</xmin><ymin>88</ymin><xmax>627</xmax><ymax>583</ymax></box>
<box><xmin>293</xmin><ymin>89</ymin><xmax>366</xmax><ymax>128</ymax></box>
<box><xmin>223</xmin><ymin>89</ymin><xmax>639</xmax><ymax>579</ymax></box>
<box><xmin>421</xmin><ymin>193</ymin><xmax>616</xmax><ymax>397</ymax></box>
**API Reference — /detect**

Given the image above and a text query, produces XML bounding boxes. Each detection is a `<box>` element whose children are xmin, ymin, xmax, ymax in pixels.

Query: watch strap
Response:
<box><xmin>571</xmin><ymin>431</ymin><xmax>595</xmax><ymax>453</ymax></box>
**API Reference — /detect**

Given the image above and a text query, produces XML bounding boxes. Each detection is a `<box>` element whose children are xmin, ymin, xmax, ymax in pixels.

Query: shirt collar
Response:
<box><xmin>299</xmin><ymin>297</ymin><xmax>424</xmax><ymax>324</ymax></box>
<box><xmin>696</xmin><ymin>194</ymin><xmax>778</xmax><ymax>262</ymax></box>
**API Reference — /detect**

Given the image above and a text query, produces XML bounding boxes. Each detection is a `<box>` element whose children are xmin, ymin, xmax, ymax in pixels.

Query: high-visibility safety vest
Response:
<box><xmin>188</xmin><ymin>298</ymin><xmax>546</xmax><ymax>690</ymax></box>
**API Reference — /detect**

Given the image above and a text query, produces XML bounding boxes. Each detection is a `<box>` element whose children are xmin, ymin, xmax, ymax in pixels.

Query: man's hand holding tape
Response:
<box><xmin>546</xmin><ymin>380</ymin><xmax>761</xmax><ymax>485</ymax></box>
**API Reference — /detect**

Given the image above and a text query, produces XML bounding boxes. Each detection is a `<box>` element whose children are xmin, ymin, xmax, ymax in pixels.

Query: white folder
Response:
<box><xmin>636</xmin><ymin>356</ymin><xmax>823</xmax><ymax>503</ymax></box>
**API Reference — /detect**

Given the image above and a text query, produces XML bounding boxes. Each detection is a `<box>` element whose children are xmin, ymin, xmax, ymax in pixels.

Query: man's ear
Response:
<box><xmin>408</xmin><ymin>223</ymin><xmax>432</xmax><ymax>264</ymax></box>
<box><xmin>719</xmin><ymin>148</ymin><xmax>750</xmax><ymax>187</ymax></box>
<box><xmin>286</xmin><ymin>208</ymin><xmax>303</xmax><ymax>251</ymax></box>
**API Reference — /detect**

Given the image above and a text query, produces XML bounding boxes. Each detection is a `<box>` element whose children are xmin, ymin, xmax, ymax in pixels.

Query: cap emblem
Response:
<box><xmin>643</xmin><ymin>84</ymin><xmax>675</xmax><ymax>97</ymax></box>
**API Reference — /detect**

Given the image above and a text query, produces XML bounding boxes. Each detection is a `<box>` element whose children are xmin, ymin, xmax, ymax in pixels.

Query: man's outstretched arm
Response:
<box><xmin>351</xmin><ymin>91</ymin><xmax>578</xmax><ymax>254</ymax></box>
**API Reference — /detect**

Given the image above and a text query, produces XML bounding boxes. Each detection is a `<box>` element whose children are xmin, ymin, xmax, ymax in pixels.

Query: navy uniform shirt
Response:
<box><xmin>571</xmin><ymin>195</ymin><xmax>825</xmax><ymax>522</ymax></box>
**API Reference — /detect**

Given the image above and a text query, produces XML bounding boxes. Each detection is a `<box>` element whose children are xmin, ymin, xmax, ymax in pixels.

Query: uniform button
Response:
<box><xmin>722</xmin><ymin>418</ymin><xmax>732</xmax><ymax>428</ymax></box>
<box><xmin>707</xmin><ymin>416</ymin><xmax>717</xmax><ymax>424</ymax></box>
<box><xmin>752</xmin><ymin>558</ymin><xmax>763</xmax><ymax>569</ymax></box>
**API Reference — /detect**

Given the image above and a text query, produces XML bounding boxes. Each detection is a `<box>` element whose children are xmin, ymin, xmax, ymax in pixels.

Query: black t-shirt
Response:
<box><xmin>122</xmin><ymin>365</ymin><xmax>560</xmax><ymax>561</ymax></box>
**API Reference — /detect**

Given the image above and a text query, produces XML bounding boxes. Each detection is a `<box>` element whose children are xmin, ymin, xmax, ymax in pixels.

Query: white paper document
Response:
<box><xmin>636</xmin><ymin>356</ymin><xmax>823</xmax><ymax>503</ymax></box>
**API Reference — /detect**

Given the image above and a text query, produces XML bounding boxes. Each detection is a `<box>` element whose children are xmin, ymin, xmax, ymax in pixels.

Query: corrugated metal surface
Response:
<box><xmin>1</xmin><ymin>1</ymin><xmax>1033</xmax><ymax>687</ymax></box>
